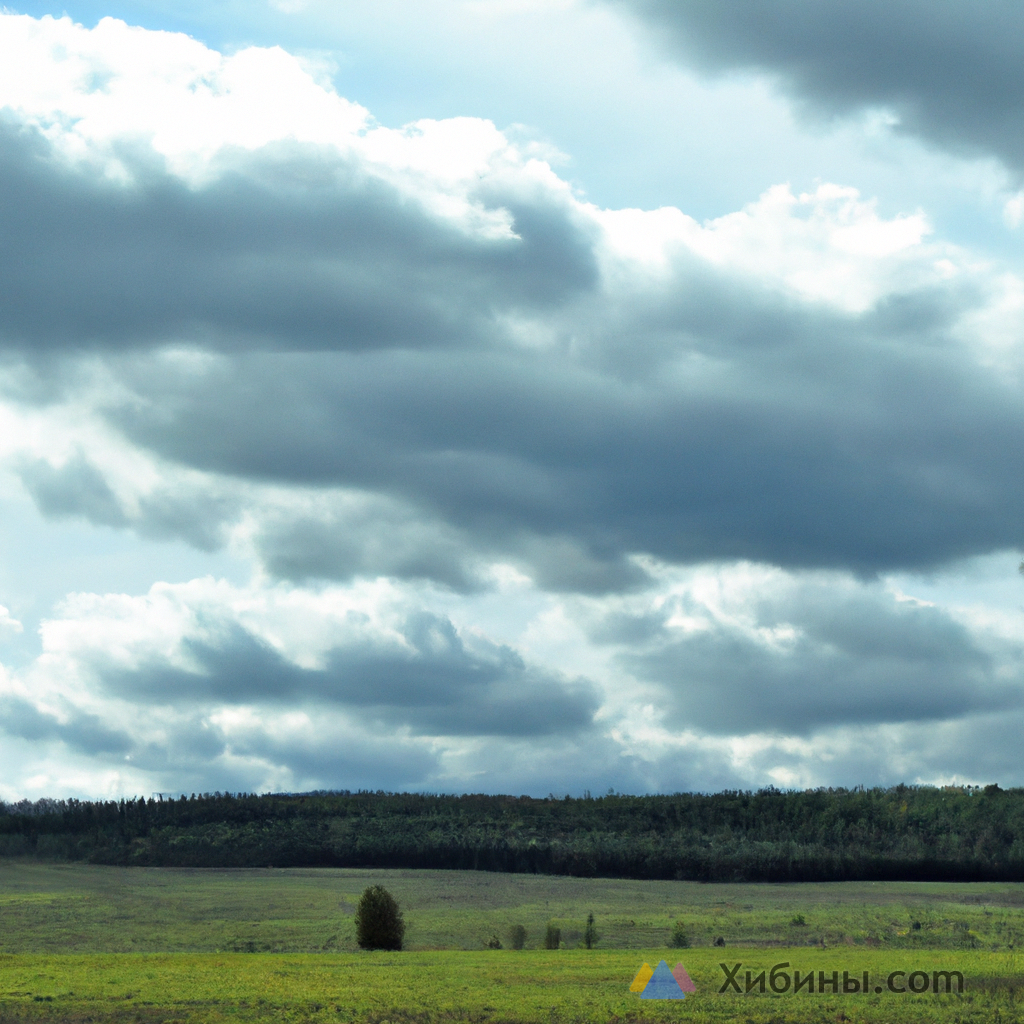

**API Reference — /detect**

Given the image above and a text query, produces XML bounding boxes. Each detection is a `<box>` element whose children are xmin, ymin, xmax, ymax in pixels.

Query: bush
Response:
<box><xmin>486</xmin><ymin>934</ymin><xmax>502</xmax><ymax>949</ymax></box>
<box><xmin>670</xmin><ymin>920</ymin><xmax>690</xmax><ymax>948</ymax></box>
<box><xmin>790</xmin><ymin>914</ymin><xmax>807</xmax><ymax>927</ymax></box>
<box><xmin>355</xmin><ymin>885</ymin><xmax>405</xmax><ymax>950</ymax></box>
<box><xmin>583</xmin><ymin>911</ymin><xmax>599</xmax><ymax>949</ymax></box>
<box><xmin>713</xmin><ymin>936</ymin><xmax>725</xmax><ymax>947</ymax></box>
<box><xmin>508</xmin><ymin>924</ymin><xmax>527</xmax><ymax>950</ymax></box>
<box><xmin>544</xmin><ymin>922</ymin><xmax>561</xmax><ymax>949</ymax></box>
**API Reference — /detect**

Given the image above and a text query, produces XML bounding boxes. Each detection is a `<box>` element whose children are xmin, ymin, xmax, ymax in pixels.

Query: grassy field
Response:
<box><xmin>0</xmin><ymin>949</ymin><xmax>1020</xmax><ymax>1024</ymax></box>
<box><xmin>2</xmin><ymin>861</ymin><xmax>1023</xmax><ymax>953</ymax></box>
<box><xmin>1</xmin><ymin>862</ymin><xmax>1023</xmax><ymax>1022</ymax></box>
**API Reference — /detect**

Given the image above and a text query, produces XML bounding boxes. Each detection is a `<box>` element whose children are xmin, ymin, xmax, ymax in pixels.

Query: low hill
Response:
<box><xmin>2</xmin><ymin>785</ymin><xmax>1022</xmax><ymax>882</ymax></box>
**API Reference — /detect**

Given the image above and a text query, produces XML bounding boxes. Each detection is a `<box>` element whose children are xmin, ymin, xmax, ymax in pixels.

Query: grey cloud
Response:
<box><xmin>892</xmin><ymin>712</ymin><xmax>1024</xmax><ymax>784</ymax></box>
<box><xmin>612</xmin><ymin>585</ymin><xmax>1024</xmax><ymax>734</ymax></box>
<box><xmin>133</xmin><ymin>489</ymin><xmax>241</xmax><ymax>552</ymax></box>
<box><xmin>108</xmin><ymin>713</ymin><xmax>438</xmax><ymax>793</ymax></box>
<box><xmin>7</xmin><ymin>85</ymin><xmax>1024</xmax><ymax>589</ymax></box>
<box><xmin>110</xmin><ymin>277</ymin><xmax>1024</xmax><ymax>580</ymax></box>
<box><xmin>0</xmin><ymin>696</ymin><xmax>132</xmax><ymax>755</ymax></box>
<box><xmin>132</xmin><ymin>723</ymin><xmax>738</xmax><ymax>797</ymax></box>
<box><xmin>227</xmin><ymin>732</ymin><xmax>439</xmax><ymax>794</ymax></box>
<box><xmin>20</xmin><ymin>454</ymin><xmax>128</xmax><ymax>528</ymax></box>
<box><xmin>0</xmin><ymin>119</ymin><xmax>596</xmax><ymax>353</ymax></box>
<box><xmin>102</xmin><ymin>614</ymin><xmax>600</xmax><ymax>738</ymax></box>
<box><xmin>615</xmin><ymin>0</ymin><xmax>1024</xmax><ymax>174</ymax></box>
<box><xmin>19</xmin><ymin>453</ymin><xmax>239</xmax><ymax>551</ymax></box>
<box><xmin>255</xmin><ymin>499</ymin><xmax>483</xmax><ymax>591</ymax></box>
<box><xmin>425</xmin><ymin>731</ymin><xmax>744</xmax><ymax>797</ymax></box>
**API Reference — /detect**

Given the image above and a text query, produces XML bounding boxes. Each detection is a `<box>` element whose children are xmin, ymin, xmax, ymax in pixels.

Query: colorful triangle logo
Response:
<box><xmin>634</xmin><ymin>959</ymin><xmax>689</xmax><ymax>1000</ymax></box>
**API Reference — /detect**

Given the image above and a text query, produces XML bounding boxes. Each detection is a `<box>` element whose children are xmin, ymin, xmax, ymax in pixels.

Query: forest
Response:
<box><xmin>1</xmin><ymin>785</ymin><xmax>1021</xmax><ymax>882</ymax></box>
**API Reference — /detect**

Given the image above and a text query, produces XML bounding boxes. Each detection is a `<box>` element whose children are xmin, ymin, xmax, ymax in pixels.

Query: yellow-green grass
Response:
<box><xmin>0</xmin><ymin>949</ymin><xmax>1019</xmax><ymax>1024</ymax></box>
<box><xmin>2</xmin><ymin>862</ymin><xmax>1024</xmax><ymax>953</ymax></box>
<box><xmin>3</xmin><ymin>864</ymin><xmax>1024</xmax><ymax>1021</ymax></box>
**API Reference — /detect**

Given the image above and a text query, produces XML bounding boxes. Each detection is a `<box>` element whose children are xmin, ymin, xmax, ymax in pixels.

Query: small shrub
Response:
<box><xmin>791</xmin><ymin>914</ymin><xmax>807</xmax><ymax>927</ymax></box>
<box><xmin>670</xmin><ymin>920</ymin><xmax>690</xmax><ymax>948</ymax></box>
<box><xmin>486</xmin><ymin>935</ymin><xmax>502</xmax><ymax>949</ymax></box>
<box><xmin>583</xmin><ymin>912</ymin><xmax>599</xmax><ymax>949</ymax></box>
<box><xmin>713</xmin><ymin>936</ymin><xmax>725</xmax><ymax>947</ymax></box>
<box><xmin>912</xmin><ymin>921</ymin><xmax>922</xmax><ymax>931</ymax></box>
<box><xmin>355</xmin><ymin>885</ymin><xmax>405</xmax><ymax>951</ymax></box>
<box><xmin>544</xmin><ymin>922</ymin><xmax>561</xmax><ymax>949</ymax></box>
<box><xmin>508</xmin><ymin>924</ymin><xmax>527</xmax><ymax>950</ymax></box>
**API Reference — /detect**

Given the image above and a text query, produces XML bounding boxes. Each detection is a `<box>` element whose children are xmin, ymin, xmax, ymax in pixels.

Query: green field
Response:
<box><xmin>1</xmin><ymin>862</ymin><xmax>1022</xmax><ymax>1022</ymax></box>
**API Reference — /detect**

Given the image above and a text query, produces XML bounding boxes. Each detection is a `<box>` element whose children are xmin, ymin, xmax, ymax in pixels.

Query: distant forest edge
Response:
<box><xmin>1</xmin><ymin>786</ymin><xmax>1022</xmax><ymax>883</ymax></box>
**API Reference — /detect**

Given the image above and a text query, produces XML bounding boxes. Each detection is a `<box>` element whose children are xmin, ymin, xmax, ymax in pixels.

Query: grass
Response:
<box><xmin>1</xmin><ymin>862</ymin><xmax>1023</xmax><ymax>1021</ymax></box>
<box><xmin>2</xmin><ymin>861</ymin><xmax>1023</xmax><ymax>953</ymax></box>
<box><xmin>0</xmin><ymin>950</ymin><xmax>1020</xmax><ymax>1023</ymax></box>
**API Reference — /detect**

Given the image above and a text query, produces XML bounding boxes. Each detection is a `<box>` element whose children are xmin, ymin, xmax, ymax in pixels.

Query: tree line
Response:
<box><xmin>0</xmin><ymin>784</ymin><xmax>1021</xmax><ymax>882</ymax></box>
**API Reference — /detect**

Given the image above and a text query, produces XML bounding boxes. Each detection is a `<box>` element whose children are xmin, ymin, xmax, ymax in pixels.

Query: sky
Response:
<box><xmin>1</xmin><ymin>1</ymin><xmax>1024</xmax><ymax>800</ymax></box>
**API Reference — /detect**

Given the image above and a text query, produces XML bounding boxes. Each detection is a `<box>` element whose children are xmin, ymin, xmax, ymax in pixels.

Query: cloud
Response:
<box><xmin>614</xmin><ymin>0</ymin><xmax>1024</xmax><ymax>176</ymax></box>
<box><xmin>106</xmin><ymin>614</ymin><xmax>600</xmax><ymax>738</ymax></box>
<box><xmin>0</xmin><ymin>574</ymin><xmax>601</xmax><ymax>792</ymax></box>
<box><xmin>615</xmin><ymin>578</ymin><xmax>1024</xmax><ymax>735</ymax></box>
<box><xmin>15</xmin><ymin>560</ymin><xmax>1023</xmax><ymax>796</ymax></box>
<box><xmin>121</xmin><ymin>710</ymin><xmax>440</xmax><ymax>794</ymax></box>
<box><xmin>0</xmin><ymin>605</ymin><xmax>22</xmax><ymax>638</ymax></box>
<box><xmin>581</xmin><ymin>561</ymin><xmax>1024</xmax><ymax>745</ymax></box>
<box><xmin>4</xmin><ymin>558</ymin><xmax>1024</xmax><ymax>795</ymax></box>
<box><xmin>3</xmin><ymin>16</ymin><xmax>1023</xmax><ymax>588</ymax></box>
<box><xmin>2</xmin><ymin>12</ymin><xmax>1024</xmax><ymax>799</ymax></box>
<box><xmin>108</xmin><ymin>284</ymin><xmax>1024</xmax><ymax>581</ymax></box>
<box><xmin>19</xmin><ymin>453</ymin><xmax>129</xmax><ymax>528</ymax></box>
<box><xmin>0</xmin><ymin>694</ymin><xmax>132</xmax><ymax>755</ymax></box>
<box><xmin>251</xmin><ymin>492</ymin><xmax>486</xmax><ymax>591</ymax></box>
<box><xmin>39</xmin><ymin>578</ymin><xmax>600</xmax><ymax>740</ymax></box>
<box><xmin>0</xmin><ymin>119</ymin><xmax>594</xmax><ymax>353</ymax></box>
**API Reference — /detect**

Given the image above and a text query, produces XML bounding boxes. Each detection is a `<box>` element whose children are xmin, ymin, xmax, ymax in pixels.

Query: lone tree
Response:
<box><xmin>355</xmin><ymin>885</ymin><xmax>405</xmax><ymax>950</ymax></box>
<box><xmin>583</xmin><ymin>912</ymin><xmax>599</xmax><ymax>949</ymax></box>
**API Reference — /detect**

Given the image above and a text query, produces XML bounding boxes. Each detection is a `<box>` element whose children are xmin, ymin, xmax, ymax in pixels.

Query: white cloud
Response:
<box><xmin>596</xmin><ymin>183</ymin><xmax>938</xmax><ymax>312</ymax></box>
<box><xmin>0</xmin><ymin>554</ymin><xmax>1016</xmax><ymax>796</ymax></box>
<box><xmin>0</xmin><ymin>605</ymin><xmax>22</xmax><ymax>637</ymax></box>
<box><xmin>0</xmin><ymin>12</ymin><xmax>535</xmax><ymax>237</ymax></box>
<box><xmin>1004</xmin><ymin>192</ymin><xmax>1024</xmax><ymax>228</ymax></box>
<box><xmin>0</xmin><ymin>14</ymin><xmax>364</xmax><ymax>173</ymax></box>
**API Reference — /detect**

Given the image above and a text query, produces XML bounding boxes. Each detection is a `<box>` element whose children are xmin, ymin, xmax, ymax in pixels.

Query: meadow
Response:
<box><xmin>0</xmin><ymin>862</ymin><xmax>1022</xmax><ymax>1021</ymax></box>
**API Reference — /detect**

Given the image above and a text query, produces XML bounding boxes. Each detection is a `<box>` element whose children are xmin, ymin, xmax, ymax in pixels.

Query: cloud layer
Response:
<box><xmin>0</xmin><ymin>10</ymin><xmax>1022</xmax><ymax>799</ymax></box>
<box><xmin>617</xmin><ymin>0</ymin><xmax>1024</xmax><ymax>175</ymax></box>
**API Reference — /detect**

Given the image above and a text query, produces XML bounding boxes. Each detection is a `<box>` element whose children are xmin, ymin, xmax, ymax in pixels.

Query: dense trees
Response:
<box><xmin>0</xmin><ymin>785</ymin><xmax>1022</xmax><ymax>882</ymax></box>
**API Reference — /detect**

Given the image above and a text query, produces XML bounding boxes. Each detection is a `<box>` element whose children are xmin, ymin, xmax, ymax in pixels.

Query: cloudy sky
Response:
<box><xmin>1</xmin><ymin>0</ymin><xmax>1023</xmax><ymax>800</ymax></box>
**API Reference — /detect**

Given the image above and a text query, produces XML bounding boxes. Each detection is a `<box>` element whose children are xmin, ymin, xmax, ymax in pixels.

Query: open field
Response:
<box><xmin>0</xmin><ymin>950</ymin><xmax>1020</xmax><ymax>1024</ymax></box>
<box><xmin>2</xmin><ymin>862</ymin><xmax>1024</xmax><ymax>953</ymax></box>
<box><xmin>1</xmin><ymin>863</ymin><xmax>1023</xmax><ymax>1021</ymax></box>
